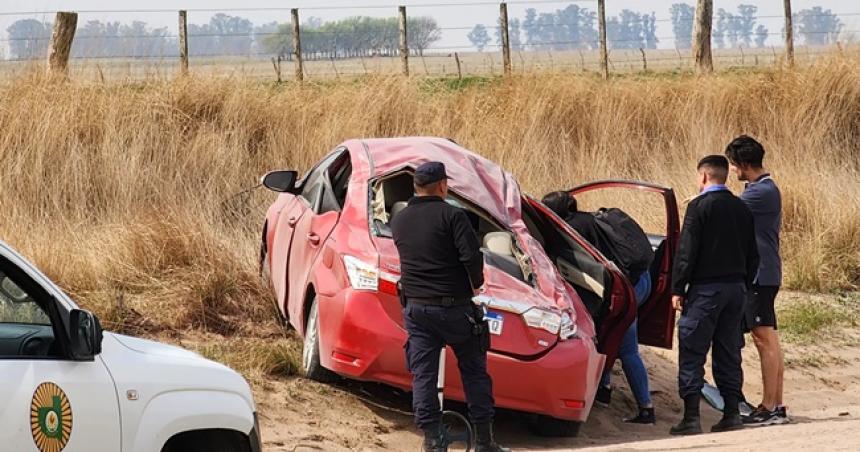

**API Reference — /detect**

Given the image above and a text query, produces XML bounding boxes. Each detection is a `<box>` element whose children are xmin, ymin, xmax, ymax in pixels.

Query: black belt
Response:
<box><xmin>407</xmin><ymin>296</ymin><xmax>472</xmax><ymax>307</ymax></box>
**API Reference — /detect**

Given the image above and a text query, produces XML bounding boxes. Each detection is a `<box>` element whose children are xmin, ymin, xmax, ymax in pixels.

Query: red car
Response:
<box><xmin>260</xmin><ymin>137</ymin><xmax>679</xmax><ymax>436</ymax></box>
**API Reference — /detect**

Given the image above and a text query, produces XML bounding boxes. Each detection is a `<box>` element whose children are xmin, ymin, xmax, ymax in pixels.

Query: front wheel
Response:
<box><xmin>302</xmin><ymin>297</ymin><xmax>336</xmax><ymax>382</ymax></box>
<box><xmin>526</xmin><ymin>415</ymin><xmax>582</xmax><ymax>437</ymax></box>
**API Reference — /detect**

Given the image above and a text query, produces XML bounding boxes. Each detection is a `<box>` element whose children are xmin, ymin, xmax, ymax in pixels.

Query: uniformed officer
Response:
<box><xmin>670</xmin><ymin>155</ymin><xmax>759</xmax><ymax>435</ymax></box>
<box><xmin>391</xmin><ymin>161</ymin><xmax>509</xmax><ymax>452</ymax></box>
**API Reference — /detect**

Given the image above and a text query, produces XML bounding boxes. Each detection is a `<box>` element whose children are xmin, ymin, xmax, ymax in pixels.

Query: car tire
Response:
<box><xmin>527</xmin><ymin>415</ymin><xmax>582</xmax><ymax>437</ymax></box>
<box><xmin>302</xmin><ymin>297</ymin><xmax>336</xmax><ymax>383</ymax></box>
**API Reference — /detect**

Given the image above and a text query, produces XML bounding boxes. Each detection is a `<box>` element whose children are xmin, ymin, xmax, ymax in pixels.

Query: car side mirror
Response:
<box><xmin>261</xmin><ymin>170</ymin><xmax>298</xmax><ymax>193</ymax></box>
<box><xmin>69</xmin><ymin>309</ymin><xmax>103</xmax><ymax>361</ymax></box>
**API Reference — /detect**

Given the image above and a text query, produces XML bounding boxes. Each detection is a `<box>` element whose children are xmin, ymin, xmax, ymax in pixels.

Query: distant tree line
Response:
<box><xmin>467</xmin><ymin>3</ymin><xmax>845</xmax><ymax>52</ymax></box>
<box><xmin>262</xmin><ymin>16</ymin><xmax>441</xmax><ymax>59</ymax></box>
<box><xmin>4</xmin><ymin>13</ymin><xmax>441</xmax><ymax>60</ymax></box>
<box><xmin>468</xmin><ymin>5</ymin><xmax>658</xmax><ymax>51</ymax></box>
<box><xmin>2</xmin><ymin>4</ymin><xmax>847</xmax><ymax>61</ymax></box>
<box><xmin>669</xmin><ymin>3</ymin><xmax>842</xmax><ymax>49</ymax></box>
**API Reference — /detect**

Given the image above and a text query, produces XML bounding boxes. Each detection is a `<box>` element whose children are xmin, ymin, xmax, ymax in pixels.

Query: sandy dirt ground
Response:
<box><xmin>254</xmin><ymin>292</ymin><xmax>860</xmax><ymax>451</ymax></box>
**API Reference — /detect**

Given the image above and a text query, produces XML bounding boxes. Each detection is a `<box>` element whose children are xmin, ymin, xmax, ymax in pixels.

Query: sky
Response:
<box><xmin>0</xmin><ymin>0</ymin><xmax>856</xmax><ymax>52</ymax></box>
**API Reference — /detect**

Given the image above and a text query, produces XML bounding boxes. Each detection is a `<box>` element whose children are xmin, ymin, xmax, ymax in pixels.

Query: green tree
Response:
<box><xmin>755</xmin><ymin>24</ymin><xmax>769</xmax><ymax>48</ymax></box>
<box><xmin>468</xmin><ymin>24</ymin><xmax>491</xmax><ymax>51</ymax></box>
<box><xmin>670</xmin><ymin>3</ymin><xmax>695</xmax><ymax>49</ymax></box>
<box><xmin>6</xmin><ymin>19</ymin><xmax>51</xmax><ymax>60</ymax></box>
<box><xmin>795</xmin><ymin>7</ymin><xmax>842</xmax><ymax>46</ymax></box>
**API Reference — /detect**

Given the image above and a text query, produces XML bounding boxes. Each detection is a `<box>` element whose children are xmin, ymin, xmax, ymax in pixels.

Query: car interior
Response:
<box><xmin>370</xmin><ymin>170</ymin><xmax>534</xmax><ymax>286</ymax></box>
<box><xmin>519</xmin><ymin>199</ymin><xmax>615</xmax><ymax>326</ymax></box>
<box><xmin>0</xmin><ymin>260</ymin><xmax>60</xmax><ymax>358</ymax></box>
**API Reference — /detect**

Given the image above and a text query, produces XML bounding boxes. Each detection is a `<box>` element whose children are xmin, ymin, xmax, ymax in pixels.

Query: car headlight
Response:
<box><xmin>343</xmin><ymin>255</ymin><xmax>379</xmax><ymax>291</ymax></box>
<box><xmin>522</xmin><ymin>308</ymin><xmax>562</xmax><ymax>335</ymax></box>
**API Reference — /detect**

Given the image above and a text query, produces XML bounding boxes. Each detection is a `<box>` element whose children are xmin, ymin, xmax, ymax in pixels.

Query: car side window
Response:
<box><xmin>0</xmin><ymin>272</ymin><xmax>50</xmax><ymax>325</ymax></box>
<box><xmin>318</xmin><ymin>153</ymin><xmax>352</xmax><ymax>214</ymax></box>
<box><xmin>299</xmin><ymin>150</ymin><xmax>344</xmax><ymax>208</ymax></box>
<box><xmin>0</xmin><ymin>267</ymin><xmax>59</xmax><ymax>358</ymax></box>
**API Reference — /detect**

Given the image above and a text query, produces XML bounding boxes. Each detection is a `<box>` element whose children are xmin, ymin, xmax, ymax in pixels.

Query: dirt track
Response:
<box><xmin>256</xmin><ymin>292</ymin><xmax>860</xmax><ymax>451</ymax></box>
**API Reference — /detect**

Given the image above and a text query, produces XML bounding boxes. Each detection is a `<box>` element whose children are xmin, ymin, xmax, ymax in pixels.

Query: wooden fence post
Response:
<box><xmin>598</xmin><ymin>0</ymin><xmax>608</xmax><ymax>79</ymax></box>
<box><xmin>47</xmin><ymin>11</ymin><xmax>77</xmax><ymax>75</ymax></box>
<box><xmin>179</xmin><ymin>10</ymin><xmax>189</xmax><ymax>75</ymax></box>
<box><xmin>784</xmin><ymin>0</ymin><xmax>795</xmax><ymax>67</ymax></box>
<box><xmin>692</xmin><ymin>0</ymin><xmax>714</xmax><ymax>74</ymax></box>
<box><xmin>500</xmin><ymin>2</ymin><xmax>512</xmax><ymax>76</ymax></box>
<box><xmin>639</xmin><ymin>48</ymin><xmax>648</xmax><ymax>71</ymax></box>
<box><xmin>399</xmin><ymin>6</ymin><xmax>409</xmax><ymax>76</ymax></box>
<box><xmin>454</xmin><ymin>52</ymin><xmax>462</xmax><ymax>79</ymax></box>
<box><xmin>291</xmin><ymin>8</ymin><xmax>304</xmax><ymax>82</ymax></box>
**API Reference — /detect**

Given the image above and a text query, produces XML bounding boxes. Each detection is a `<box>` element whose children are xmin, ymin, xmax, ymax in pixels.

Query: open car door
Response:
<box><xmin>570</xmin><ymin>180</ymin><xmax>680</xmax><ymax>349</ymax></box>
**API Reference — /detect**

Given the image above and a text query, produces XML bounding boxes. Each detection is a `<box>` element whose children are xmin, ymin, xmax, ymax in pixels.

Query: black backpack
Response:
<box><xmin>593</xmin><ymin>208</ymin><xmax>654</xmax><ymax>280</ymax></box>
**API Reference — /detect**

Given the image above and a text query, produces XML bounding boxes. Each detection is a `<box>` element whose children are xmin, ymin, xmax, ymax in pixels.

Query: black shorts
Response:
<box><xmin>745</xmin><ymin>285</ymin><xmax>779</xmax><ymax>331</ymax></box>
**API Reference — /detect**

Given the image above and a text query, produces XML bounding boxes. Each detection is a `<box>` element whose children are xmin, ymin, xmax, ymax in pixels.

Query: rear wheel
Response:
<box><xmin>302</xmin><ymin>297</ymin><xmax>336</xmax><ymax>382</ymax></box>
<box><xmin>527</xmin><ymin>415</ymin><xmax>582</xmax><ymax>437</ymax></box>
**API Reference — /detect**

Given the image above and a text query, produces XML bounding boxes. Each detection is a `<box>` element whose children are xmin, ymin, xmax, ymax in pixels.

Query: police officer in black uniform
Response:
<box><xmin>391</xmin><ymin>162</ymin><xmax>509</xmax><ymax>452</ymax></box>
<box><xmin>670</xmin><ymin>155</ymin><xmax>759</xmax><ymax>435</ymax></box>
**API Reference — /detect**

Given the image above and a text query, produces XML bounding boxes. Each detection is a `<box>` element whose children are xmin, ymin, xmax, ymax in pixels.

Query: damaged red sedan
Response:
<box><xmin>260</xmin><ymin>137</ymin><xmax>679</xmax><ymax>435</ymax></box>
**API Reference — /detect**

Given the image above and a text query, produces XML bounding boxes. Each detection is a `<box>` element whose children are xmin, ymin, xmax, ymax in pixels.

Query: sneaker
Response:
<box><xmin>595</xmin><ymin>385</ymin><xmax>612</xmax><ymax>407</ymax></box>
<box><xmin>776</xmin><ymin>406</ymin><xmax>791</xmax><ymax>423</ymax></box>
<box><xmin>743</xmin><ymin>405</ymin><xmax>789</xmax><ymax>427</ymax></box>
<box><xmin>739</xmin><ymin>400</ymin><xmax>756</xmax><ymax>417</ymax></box>
<box><xmin>623</xmin><ymin>407</ymin><xmax>656</xmax><ymax>424</ymax></box>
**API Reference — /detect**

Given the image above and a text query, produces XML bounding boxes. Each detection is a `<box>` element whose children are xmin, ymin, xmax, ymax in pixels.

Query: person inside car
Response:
<box><xmin>542</xmin><ymin>191</ymin><xmax>655</xmax><ymax>424</ymax></box>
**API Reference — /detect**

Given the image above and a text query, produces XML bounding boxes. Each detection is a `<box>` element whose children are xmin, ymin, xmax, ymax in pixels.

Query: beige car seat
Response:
<box><xmin>483</xmin><ymin>232</ymin><xmax>514</xmax><ymax>257</ymax></box>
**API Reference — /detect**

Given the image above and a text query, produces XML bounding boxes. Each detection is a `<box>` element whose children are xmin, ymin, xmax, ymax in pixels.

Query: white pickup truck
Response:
<box><xmin>0</xmin><ymin>240</ymin><xmax>262</xmax><ymax>452</ymax></box>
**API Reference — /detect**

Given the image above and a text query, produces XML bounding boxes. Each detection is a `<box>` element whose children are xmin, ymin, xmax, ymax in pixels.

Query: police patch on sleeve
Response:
<box><xmin>30</xmin><ymin>382</ymin><xmax>73</xmax><ymax>452</ymax></box>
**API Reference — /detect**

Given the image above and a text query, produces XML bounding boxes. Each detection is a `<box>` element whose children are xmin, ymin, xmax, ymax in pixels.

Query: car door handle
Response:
<box><xmin>307</xmin><ymin>233</ymin><xmax>320</xmax><ymax>245</ymax></box>
<box><xmin>287</xmin><ymin>217</ymin><xmax>298</xmax><ymax>227</ymax></box>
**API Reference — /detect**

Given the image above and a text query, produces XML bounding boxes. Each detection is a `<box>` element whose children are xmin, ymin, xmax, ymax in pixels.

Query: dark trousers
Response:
<box><xmin>678</xmin><ymin>282</ymin><xmax>746</xmax><ymax>400</ymax></box>
<box><xmin>403</xmin><ymin>302</ymin><xmax>494</xmax><ymax>429</ymax></box>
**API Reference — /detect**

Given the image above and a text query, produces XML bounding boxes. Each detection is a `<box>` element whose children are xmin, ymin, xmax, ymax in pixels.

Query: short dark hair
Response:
<box><xmin>542</xmin><ymin>191</ymin><xmax>577</xmax><ymax>218</ymax></box>
<box><xmin>725</xmin><ymin>135</ymin><xmax>765</xmax><ymax>168</ymax></box>
<box><xmin>697</xmin><ymin>154</ymin><xmax>729</xmax><ymax>183</ymax></box>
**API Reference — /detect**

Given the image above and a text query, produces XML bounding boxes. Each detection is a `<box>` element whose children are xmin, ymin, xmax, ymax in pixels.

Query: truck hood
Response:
<box><xmin>100</xmin><ymin>332</ymin><xmax>255</xmax><ymax>412</ymax></box>
<box><xmin>110</xmin><ymin>333</ymin><xmax>204</xmax><ymax>361</ymax></box>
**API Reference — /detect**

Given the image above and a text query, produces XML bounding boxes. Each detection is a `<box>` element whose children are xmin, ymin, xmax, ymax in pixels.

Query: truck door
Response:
<box><xmin>570</xmin><ymin>180</ymin><xmax>681</xmax><ymax>348</ymax></box>
<box><xmin>0</xmin><ymin>258</ymin><xmax>120</xmax><ymax>452</ymax></box>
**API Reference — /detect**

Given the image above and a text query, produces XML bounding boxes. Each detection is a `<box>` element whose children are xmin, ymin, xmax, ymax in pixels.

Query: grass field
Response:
<box><xmin>0</xmin><ymin>55</ymin><xmax>857</xmax><ymax>359</ymax></box>
<box><xmin>0</xmin><ymin>45</ymin><xmax>848</xmax><ymax>82</ymax></box>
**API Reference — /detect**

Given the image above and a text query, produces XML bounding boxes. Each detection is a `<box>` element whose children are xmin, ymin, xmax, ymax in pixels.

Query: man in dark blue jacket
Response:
<box><xmin>670</xmin><ymin>155</ymin><xmax>759</xmax><ymax>435</ymax></box>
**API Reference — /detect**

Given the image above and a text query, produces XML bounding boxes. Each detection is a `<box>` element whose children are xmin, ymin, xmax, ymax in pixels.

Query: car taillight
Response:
<box><xmin>342</xmin><ymin>255</ymin><xmax>399</xmax><ymax>295</ymax></box>
<box><xmin>522</xmin><ymin>308</ymin><xmax>562</xmax><ymax>335</ymax></box>
<box><xmin>559</xmin><ymin>312</ymin><xmax>578</xmax><ymax>340</ymax></box>
<box><xmin>343</xmin><ymin>255</ymin><xmax>379</xmax><ymax>291</ymax></box>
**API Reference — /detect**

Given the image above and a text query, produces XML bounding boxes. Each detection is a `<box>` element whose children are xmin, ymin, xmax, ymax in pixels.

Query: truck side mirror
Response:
<box><xmin>261</xmin><ymin>170</ymin><xmax>298</xmax><ymax>193</ymax></box>
<box><xmin>69</xmin><ymin>309</ymin><xmax>103</xmax><ymax>361</ymax></box>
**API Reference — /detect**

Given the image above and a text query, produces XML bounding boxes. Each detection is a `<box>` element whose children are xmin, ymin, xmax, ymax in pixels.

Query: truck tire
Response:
<box><xmin>302</xmin><ymin>297</ymin><xmax>336</xmax><ymax>382</ymax></box>
<box><xmin>527</xmin><ymin>415</ymin><xmax>582</xmax><ymax>437</ymax></box>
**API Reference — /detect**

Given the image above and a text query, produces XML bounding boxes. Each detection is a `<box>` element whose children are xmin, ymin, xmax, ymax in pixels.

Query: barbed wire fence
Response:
<box><xmin>0</xmin><ymin>0</ymin><xmax>856</xmax><ymax>81</ymax></box>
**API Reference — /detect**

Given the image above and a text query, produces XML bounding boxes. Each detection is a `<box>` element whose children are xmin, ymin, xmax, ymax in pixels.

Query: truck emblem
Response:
<box><xmin>30</xmin><ymin>382</ymin><xmax>72</xmax><ymax>452</ymax></box>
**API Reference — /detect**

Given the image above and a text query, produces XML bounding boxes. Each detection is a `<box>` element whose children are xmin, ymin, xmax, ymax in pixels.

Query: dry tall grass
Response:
<box><xmin>0</xmin><ymin>58</ymin><xmax>858</xmax><ymax>342</ymax></box>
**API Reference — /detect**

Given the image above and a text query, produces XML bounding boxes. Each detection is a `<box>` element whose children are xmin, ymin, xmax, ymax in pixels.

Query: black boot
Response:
<box><xmin>670</xmin><ymin>394</ymin><xmax>702</xmax><ymax>436</ymax></box>
<box><xmin>711</xmin><ymin>395</ymin><xmax>744</xmax><ymax>433</ymax></box>
<box><xmin>422</xmin><ymin>423</ymin><xmax>447</xmax><ymax>452</ymax></box>
<box><xmin>474</xmin><ymin>423</ymin><xmax>510</xmax><ymax>452</ymax></box>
